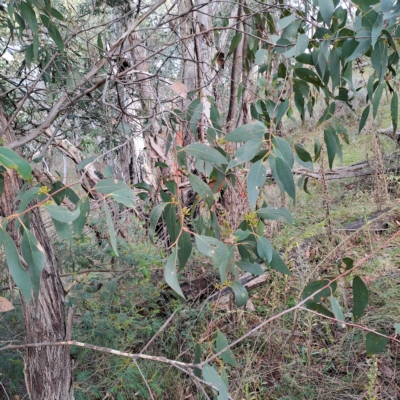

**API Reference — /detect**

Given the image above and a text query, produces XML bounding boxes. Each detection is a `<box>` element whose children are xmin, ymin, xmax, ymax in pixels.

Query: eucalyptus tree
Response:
<box><xmin>1</xmin><ymin>0</ymin><xmax>400</xmax><ymax>398</ymax></box>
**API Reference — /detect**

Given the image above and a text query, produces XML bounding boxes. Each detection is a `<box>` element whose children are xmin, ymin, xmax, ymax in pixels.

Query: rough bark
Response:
<box><xmin>0</xmin><ymin>105</ymin><xmax>74</xmax><ymax>399</ymax></box>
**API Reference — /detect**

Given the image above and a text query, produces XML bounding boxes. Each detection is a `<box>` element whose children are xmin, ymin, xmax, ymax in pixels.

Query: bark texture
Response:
<box><xmin>0</xmin><ymin>105</ymin><xmax>74</xmax><ymax>400</ymax></box>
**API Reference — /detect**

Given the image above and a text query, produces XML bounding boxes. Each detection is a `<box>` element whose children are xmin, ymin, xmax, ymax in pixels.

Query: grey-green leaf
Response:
<box><xmin>236</xmin><ymin>259</ymin><xmax>264</xmax><ymax>275</ymax></box>
<box><xmin>0</xmin><ymin>147</ymin><xmax>32</xmax><ymax>181</ymax></box>
<box><xmin>391</xmin><ymin>92</ymin><xmax>398</xmax><ymax>133</ymax></box>
<box><xmin>256</xmin><ymin>206</ymin><xmax>293</xmax><ymax>224</ymax></box>
<box><xmin>359</xmin><ymin>105</ymin><xmax>370</xmax><ymax>133</ymax></box>
<box><xmin>73</xmin><ymin>196</ymin><xmax>90</xmax><ymax>236</ymax></box>
<box><xmin>149</xmin><ymin>202</ymin><xmax>168</xmax><ymax>243</ymax></box>
<box><xmin>324</xmin><ymin>127</ymin><xmax>337</xmax><ymax>169</ymax></box>
<box><xmin>275</xmin><ymin>156</ymin><xmax>295</xmax><ymax>201</ymax></box>
<box><xmin>247</xmin><ymin>160</ymin><xmax>266</xmax><ymax>210</ymax></box>
<box><xmin>366</xmin><ymin>331</ymin><xmax>388</xmax><ymax>356</ymax></box>
<box><xmin>227</xmin><ymin>138</ymin><xmax>264</xmax><ymax>170</ymax></box>
<box><xmin>164</xmin><ymin>247</ymin><xmax>185</xmax><ymax>299</ymax></box>
<box><xmin>188</xmin><ymin>173</ymin><xmax>214</xmax><ymax>209</ymax></box>
<box><xmin>0</xmin><ymin>228</ymin><xmax>31</xmax><ymax>302</ymax></box>
<box><xmin>21</xmin><ymin>227</ymin><xmax>45</xmax><ymax>301</ymax></box>
<box><xmin>317</xmin><ymin>102</ymin><xmax>336</xmax><ymax>127</ymax></box>
<box><xmin>318</xmin><ymin>0</ymin><xmax>335</xmax><ymax>26</ymax></box>
<box><xmin>216</xmin><ymin>330</ymin><xmax>237</xmax><ymax>367</ymax></box>
<box><xmin>94</xmin><ymin>179</ymin><xmax>132</xmax><ymax>194</ymax></box>
<box><xmin>256</xmin><ymin>236</ymin><xmax>273</xmax><ymax>263</ymax></box>
<box><xmin>330</xmin><ymin>296</ymin><xmax>345</xmax><ymax>325</ymax></box>
<box><xmin>225</xmin><ymin>123</ymin><xmax>266</xmax><ymax>142</ymax></box>
<box><xmin>109</xmin><ymin>189</ymin><xmax>135</xmax><ymax>208</ymax></box>
<box><xmin>230</xmin><ymin>281</ymin><xmax>249</xmax><ymax>307</ymax></box>
<box><xmin>184</xmin><ymin>144</ymin><xmax>227</xmax><ymax>165</ymax></box>
<box><xmin>202</xmin><ymin>365</ymin><xmax>228</xmax><ymax>400</ymax></box>
<box><xmin>44</xmin><ymin>204</ymin><xmax>80</xmax><ymax>223</ymax></box>
<box><xmin>104</xmin><ymin>201</ymin><xmax>118</xmax><ymax>256</ymax></box>
<box><xmin>268</xmin><ymin>250</ymin><xmax>291</xmax><ymax>275</ymax></box>
<box><xmin>353</xmin><ymin>275</ymin><xmax>368</xmax><ymax>321</ymax></box>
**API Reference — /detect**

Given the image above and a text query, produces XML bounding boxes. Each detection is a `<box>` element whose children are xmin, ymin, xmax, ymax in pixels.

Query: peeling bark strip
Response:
<box><xmin>0</xmin><ymin>106</ymin><xmax>74</xmax><ymax>400</ymax></box>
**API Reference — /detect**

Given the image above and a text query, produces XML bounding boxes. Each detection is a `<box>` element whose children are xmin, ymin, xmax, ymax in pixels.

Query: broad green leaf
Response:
<box><xmin>164</xmin><ymin>247</ymin><xmax>185</xmax><ymax>299</ymax></box>
<box><xmin>295</xmin><ymin>34</ymin><xmax>309</xmax><ymax>56</ymax></box>
<box><xmin>366</xmin><ymin>331</ymin><xmax>389</xmax><ymax>356</ymax></box>
<box><xmin>324</xmin><ymin>127</ymin><xmax>337</xmax><ymax>169</ymax></box>
<box><xmin>194</xmin><ymin>344</ymin><xmax>202</xmax><ymax>378</ymax></box>
<box><xmin>77</xmin><ymin>157</ymin><xmax>94</xmax><ymax>171</ymax></box>
<box><xmin>230</xmin><ymin>281</ymin><xmax>249</xmax><ymax>307</ymax></box>
<box><xmin>373</xmin><ymin>82</ymin><xmax>385</xmax><ymax>118</ymax></box>
<box><xmin>190</xmin><ymin>102</ymin><xmax>203</xmax><ymax>134</ymax></box>
<box><xmin>97</xmin><ymin>34</ymin><xmax>104</xmax><ymax>54</ymax></box>
<box><xmin>225</xmin><ymin>123</ymin><xmax>266</xmax><ymax>142</ymax></box>
<box><xmin>0</xmin><ymin>229</ymin><xmax>31</xmax><ymax>302</ymax></box>
<box><xmin>314</xmin><ymin>138</ymin><xmax>322</xmax><ymax>161</ymax></box>
<box><xmin>294</xmin><ymin>144</ymin><xmax>312</xmax><ymax>163</ymax></box>
<box><xmin>276</xmin><ymin>15</ymin><xmax>296</xmax><ymax>30</ymax></box>
<box><xmin>195</xmin><ymin>235</ymin><xmax>231</xmax><ymax>283</ymax></box>
<box><xmin>330</xmin><ymin>48</ymin><xmax>340</xmax><ymax>91</ymax></box>
<box><xmin>18</xmin><ymin>187</ymin><xmax>40</xmax><ymax>213</ymax></box>
<box><xmin>371</xmin><ymin>12</ymin><xmax>383</xmax><ymax>48</ymax></box>
<box><xmin>272</xmin><ymin>136</ymin><xmax>294</xmax><ymax>168</ymax></box>
<box><xmin>188</xmin><ymin>173</ymin><xmax>214</xmax><ymax>209</ymax></box>
<box><xmin>44</xmin><ymin>204</ymin><xmax>80</xmax><ymax>223</ymax></box>
<box><xmin>229</xmin><ymin>32</ymin><xmax>242</xmax><ymax>55</ymax></box>
<box><xmin>302</xmin><ymin>279</ymin><xmax>337</xmax><ymax>303</ymax></box>
<box><xmin>64</xmin><ymin>187</ymin><xmax>80</xmax><ymax>205</ymax></box>
<box><xmin>50</xmin><ymin>7</ymin><xmax>64</xmax><ymax>21</ymax></box>
<box><xmin>47</xmin><ymin>20</ymin><xmax>64</xmax><ymax>53</ymax></box>
<box><xmin>391</xmin><ymin>92</ymin><xmax>398</xmax><ymax>133</ymax></box>
<box><xmin>149</xmin><ymin>203</ymin><xmax>168</xmax><ymax>243</ymax></box>
<box><xmin>0</xmin><ymin>147</ymin><xmax>32</xmax><ymax>181</ymax></box>
<box><xmin>216</xmin><ymin>331</ymin><xmax>237</xmax><ymax>367</ymax></box>
<box><xmin>275</xmin><ymin>99</ymin><xmax>289</xmax><ymax>125</ymax></box>
<box><xmin>227</xmin><ymin>138</ymin><xmax>264</xmax><ymax>170</ymax></box>
<box><xmin>94</xmin><ymin>179</ymin><xmax>131</xmax><ymax>194</ymax></box>
<box><xmin>318</xmin><ymin>0</ymin><xmax>334</xmax><ymax>25</ymax></box>
<box><xmin>109</xmin><ymin>189</ymin><xmax>135</xmax><ymax>208</ymax></box>
<box><xmin>21</xmin><ymin>227</ymin><xmax>45</xmax><ymax>301</ymax></box>
<box><xmin>202</xmin><ymin>365</ymin><xmax>228</xmax><ymax>400</ymax></box>
<box><xmin>352</xmin><ymin>275</ymin><xmax>368</xmax><ymax>320</ymax></box>
<box><xmin>317</xmin><ymin>102</ymin><xmax>336</xmax><ymax>127</ymax></box>
<box><xmin>184</xmin><ymin>144</ymin><xmax>227</xmax><ymax>165</ymax></box>
<box><xmin>255</xmin><ymin>49</ymin><xmax>268</xmax><ymax>65</ymax></box>
<box><xmin>236</xmin><ymin>259</ymin><xmax>264</xmax><ymax>275</ymax></box>
<box><xmin>330</xmin><ymin>296</ymin><xmax>345</xmax><ymax>325</ymax></box>
<box><xmin>371</xmin><ymin>40</ymin><xmax>388</xmax><ymax>81</ymax></box>
<box><xmin>294</xmin><ymin>67</ymin><xmax>323</xmax><ymax>87</ymax></box>
<box><xmin>256</xmin><ymin>206</ymin><xmax>293</xmax><ymax>224</ymax></box>
<box><xmin>359</xmin><ymin>105</ymin><xmax>370</xmax><ymax>133</ymax></box>
<box><xmin>275</xmin><ymin>156</ymin><xmax>295</xmax><ymax>201</ymax></box>
<box><xmin>52</xmin><ymin>218</ymin><xmax>72</xmax><ymax>244</ymax></box>
<box><xmin>73</xmin><ymin>196</ymin><xmax>90</xmax><ymax>236</ymax></box>
<box><xmin>25</xmin><ymin>44</ymin><xmax>33</xmax><ymax>69</ymax></box>
<box><xmin>256</xmin><ymin>236</ymin><xmax>273</xmax><ymax>263</ymax></box>
<box><xmin>21</xmin><ymin>1</ymin><xmax>37</xmax><ymax>33</ymax></box>
<box><xmin>233</xmin><ymin>229</ymin><xmax>252</xmax><ymax>242</ymax></box>
<box><xmin>305</xmin><ymin>300</ymin><xmax>335</xmax><ymax>318</ymax></box>
<box><xmin>247</xmin><ymin>160</ymin><xmax>266</xmax><ymax>210</ymax></box>
<box><xmin>50</xmin><ymin>181</ymin><xmax>65</xmax><ymax>205</ymax></box>
<box><xmin>177</xmin><ymin>231</ymin><xmax>192</xmax><ymax>270</ymax></box>
<box><xmin>346</xmin><ymin>38</ymin><xmax>371</xmax><ymax>63</ymax></box>
<box><xmin>268</xmin><ymin>250</ymin><xmax>291</xmax><ymax>275</ymax></box>
<box><xmin>104</xmin><ymin>201</ymin><xmax>118</xmax><ymax>256</ymax></box>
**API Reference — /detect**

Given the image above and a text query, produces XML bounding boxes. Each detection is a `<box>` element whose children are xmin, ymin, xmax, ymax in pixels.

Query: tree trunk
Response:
<box><xmin>0</xmin><ymin>105</ymin><xmax>74</xmax><ymax>399</ymax></box>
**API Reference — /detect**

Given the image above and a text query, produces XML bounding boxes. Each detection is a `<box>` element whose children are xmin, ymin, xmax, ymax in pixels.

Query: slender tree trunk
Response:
<box><xmin>0</xmin><ymin>105</ymin><xmax>74</xmax><ymax>399</ymax></box>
